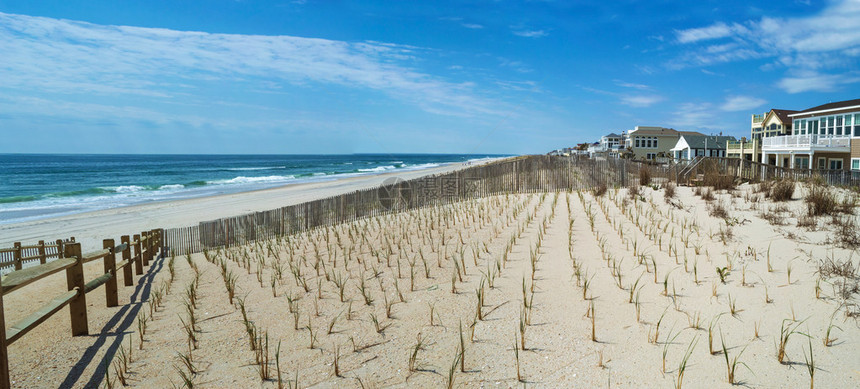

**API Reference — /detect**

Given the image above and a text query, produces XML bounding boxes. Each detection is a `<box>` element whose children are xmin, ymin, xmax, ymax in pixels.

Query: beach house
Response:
<box><xmin>761</xmin><ymin>99</ymin><xmax>858</xmax><ymax>170</ymax></box>
<box><xmin>670</xmin><ymin>134</ymin><xmax>737</xmax><ymax>161</ymax></box>
<box><xmin>727</xmin><ymin>108</ymin><xmax>796</xmax><ymax>162</ymax></box>
<box><xmin>624</xmin><ymin>126</ymin><xmax>704</xmax><ymax>161</ymax></box>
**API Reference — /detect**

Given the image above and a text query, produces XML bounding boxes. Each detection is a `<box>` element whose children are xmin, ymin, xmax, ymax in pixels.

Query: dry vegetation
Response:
<box><xmin>5</xmin><ymin>175</ymin><xmax>860</xmax><ymax>388</ymax></box>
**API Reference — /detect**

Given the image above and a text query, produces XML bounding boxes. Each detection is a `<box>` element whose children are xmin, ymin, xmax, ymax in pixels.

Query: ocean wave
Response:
<box><xmin>404</xmin><ymin>163</ymin><xmax>441</xmax><ymax>170</ymax></box>
<box><xmin>111</xmin><ymin>185</ymin><xmax>148</xmax><ymax>193</ymax></box>
<box><xmin>226</xmin><ymin>166</ymin><xmax>286</xmax><ymax>171</ymax></box>
<box><xmin>45</xmin><ymin>187</ymin><xmax>113</xmax><ymax>198</ymax></box>
<box><xmin>357</xmin><ymin>165</ymin><xmax>397</xmax><ymax>173</ymax></box>
<box><xmin>207</xmin><ymin>175</ymin><xmax>296</xmax><ymax>185</ymax></box>
<box><xmin>158</xmin><ymin>184</ymin><xmax>185</xmax><ymax>190</ymax></box>
<box><xmin>0</xmin><ymin>195</ymin><xmax>39</xmax><ymax>204</ymax></box>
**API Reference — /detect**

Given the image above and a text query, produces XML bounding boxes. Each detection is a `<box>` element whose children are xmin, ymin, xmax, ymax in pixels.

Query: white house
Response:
<box><xmin>671</xmin><ymin>135</ymin><xmax>737</xmax><ymax>161</ymax></box>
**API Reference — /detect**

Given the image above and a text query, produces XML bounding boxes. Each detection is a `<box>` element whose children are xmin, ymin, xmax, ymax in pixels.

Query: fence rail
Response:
<box><xmin>0</xmin><ymin>229</ymin><xmax>164</xmax><ymax>389</ymax></box>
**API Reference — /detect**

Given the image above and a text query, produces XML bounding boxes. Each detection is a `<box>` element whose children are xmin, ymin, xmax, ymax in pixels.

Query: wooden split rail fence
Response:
<box><xmin>0</xmin><ymin>229</ymin><xmax>164</xmax><ymax>389</ymax></box>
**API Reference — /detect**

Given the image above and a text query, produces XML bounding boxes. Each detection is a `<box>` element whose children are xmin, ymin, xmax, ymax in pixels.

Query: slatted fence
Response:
<box><xmin>681</xmin><ymin>157</ymin><xmax>860</xmax><ymax>186</ymax></box>
<box><xmin>0</xmin><ymin>239</ymin><xmax>72</xmax><ymax>273</ymax></box>
<box><xmin>164</xmin><ymin>155</ymin><xmax>682</xmax><ymax>253</ymax></box>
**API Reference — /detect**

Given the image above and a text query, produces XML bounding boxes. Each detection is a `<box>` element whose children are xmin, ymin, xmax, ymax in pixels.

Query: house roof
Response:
<box><xmin>630</xmin><ymin>127</ymin><xmax>678</xmax><ymax>136</ymax></box>
<box><xmin>677</xmin><ymin>135</ymin><xmax>737</xmax><ymax>150</ymax></box>
<box><xmin>770</xmin><ymin>109</ymin><xmax>799</xmax><ymax>124</ymax></box>
<box><xmin>604</xmin><ymin>133</ymin><xmax>621</xmax><ymax>138</ymax></box>
<box><xmin>791</xmin><ymin>98</ymin><xmax>860</xmax><ymax>115</ymax></box>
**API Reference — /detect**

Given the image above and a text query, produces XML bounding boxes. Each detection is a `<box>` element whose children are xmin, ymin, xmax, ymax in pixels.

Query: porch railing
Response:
<box><xmin>762</xmin><ymin>134</ymin><xmax>850</xmax><ymax>149</ymax></box>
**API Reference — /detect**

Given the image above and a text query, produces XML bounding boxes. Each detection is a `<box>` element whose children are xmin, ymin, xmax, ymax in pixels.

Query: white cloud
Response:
<box><xmin>721</xmin><ymin>95</ymin><xmax>766</xmax><ymax>111</ymax></box>
<box><xmin>777</xmin><ymin>72</ymin><xmax>846</xmax><ymax>93</ymax></box>
<box><xmin>675</xmin><ymin>22</ymin><xmax>733</xmax><ymax>43</ymax></box>
<box><xmin>512</xmin><ymin>29</ymin><xmax>548</xmax><ymax>38</ymax></box>
<box><xmin>461</xmin><ymin>23</ymin><xmax>484</xmax><ymax>29</ymax></box>
<box><xmin>614</xmin><ymin>80</ymin><xmax>650</xmax><ymax>90</ymax></box>
<box><xmin>0</xmin><ymin>12</ymin><xmax>508</xmax><ymax>117</ymax></box>
<box><xmin>621</xmin><ymin>95</ymin><xmax>663</xmax><ymax>107</ymax></box>
<box><xmin>671</xmin><ymin>0</ymin><xmax>860</xmax><ymax>81</ymax></box>
<box><xmin>671</xmin><ymin>102</ymin><xmax>717</xmax><ymax>129</ymax></box>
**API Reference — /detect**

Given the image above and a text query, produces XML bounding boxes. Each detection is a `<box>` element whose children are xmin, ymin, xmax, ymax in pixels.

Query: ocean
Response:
<box><xmin>0</xmin><ymin>154</ymin><xmax>506</xmax><ymax>224</ymax></box>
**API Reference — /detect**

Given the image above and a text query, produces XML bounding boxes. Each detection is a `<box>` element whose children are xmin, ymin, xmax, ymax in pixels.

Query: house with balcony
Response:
<box><xmin>624</xmin><ymin>126</ymin><xmax>704</xmax><ymax>161</ymax></box>
<box><xmin>761</xmin><ymin>99</ymin><xmax>859</xmax><ymax>170</ymax></box>
<box><xmin>726</xmin><ymin>137</ymin><xmax>760</xmax><ymax>161</ymax></box>
<box><xmin>728</xmin><ymin>109</ymin><xmax>797</xmax><ymax>162</ymax></box>
<box><xmin>671</xmin><ymin>134</ymin><xmax>737</xmax><ymax>161</ymax></box>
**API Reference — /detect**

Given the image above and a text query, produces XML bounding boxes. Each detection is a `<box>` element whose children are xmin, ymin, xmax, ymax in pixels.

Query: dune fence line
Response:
<box><xmin>679</xmin><ymin>156</ymin><xmax>860</xmax><ymax>187</ymax></box>
<box><xmin>164</xmin><ymin>154</ymin><xmax>860</xmax><ymax>255</ymax></box>
<box><xmin>0</xmin><ymin>229</ymin><xmax>164</xmax><ymax>389</ymax></box>
<box><xmin>163</xmin><ymin>155</ymin><xmax>682</xmax><ymax>254</ymax></box>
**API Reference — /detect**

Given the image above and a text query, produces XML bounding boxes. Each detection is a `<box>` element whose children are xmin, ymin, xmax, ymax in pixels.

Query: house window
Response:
<box><xmin>795</xmin><ymin>157</ymin><xmax>810</xmax><ymax>169</ymax></box>
<box><xmin>836</xmin><ymin>116</ymin><xmax>843</xmax><ymax>135</ymax></box>
<box><xmin>852</xmin><ymin>158</ymin><xmax>860</xmax><ymax>171</ymax></box>
<box><xmin>818</xmin><ymin>157</ymin><xmax>827</xmax><ymax>170</ymax></box>
<box><xmin>829</xmin><ymin>159</ymin><xmax>843</xmax><ymax>170</ymax></box>
<box><xmin>653</xmin><ymin>138</ymin><xmax>658</xmax><ymax>148</ymax></box>
<box><xmin>646</xmin><ymin>153</ymin><xmax>656</xmax><ymax>160</ymax></box>
<box><xmin>635</xmin><ymin>138</ymin><xmax>640</xmax><ymax>148</ymax></box>
<box><xmin>854</xmin><ymin>114</ymin><xmax>860</xmax><ymax>137</ymax></box>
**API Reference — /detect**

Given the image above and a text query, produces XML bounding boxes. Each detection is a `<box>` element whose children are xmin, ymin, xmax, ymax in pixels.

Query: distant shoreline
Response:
<box><xmin>0</xmin><ymin>157</ymin><xmax>508</xmax><ymax>251</ymax></box>
<box><xmin>0</xmin><ymin>154</ymin><xmax>506</xmax><ymax>226</ymax></box>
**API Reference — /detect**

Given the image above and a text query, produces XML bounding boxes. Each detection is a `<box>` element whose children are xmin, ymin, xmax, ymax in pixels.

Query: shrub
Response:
<box><xmin>593</xmin><ymin>182</ymin><xmax>607</xmax><ymax>197</ymax></box>
<box><xmin>700</xmin><ymin>188</ymin><xmax>715</xmax><ymax>202</ymax></box>
<box><xmin>664</xmin><ymin>182</ymin><xmax>676</xmax><ymax>203</ymax></box>
<box><xmin>628</xmin><ymin>184</ymin><xmax>640</xmax><ymax>200</ymax></box>
<box><xmin>639</xmin><ymin>166</ymin><xmax>652</xmax><ymax>186</ymax></box>
<box><xmin>769</xmin><ymin>179</ymin><xmax>795</xmax><ymax>201</ymax></box>
<box><xmin>805</xmin><ymin>179</ymin><xmax>837</xmax><ymax>216</ymax></box>
<box><xmin>709</xmin><ymin>202</ymin><xmax>729</xmax><ymax>219</ymax></box>
<box><xmin>833</xmin><ymin>215</ymin><xmax>860</xmax><ymax>248</ymax></box>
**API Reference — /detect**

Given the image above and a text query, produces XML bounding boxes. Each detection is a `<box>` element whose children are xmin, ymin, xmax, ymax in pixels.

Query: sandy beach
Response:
<box><xmin>2</xmin><ymin>175</ymin><xmax>859</xmax><ymax>388</ymax></box>
<box><xmin>0</xmin><ymin>160</ymin><xmax>485</xmax><ymax>252</ymax></box>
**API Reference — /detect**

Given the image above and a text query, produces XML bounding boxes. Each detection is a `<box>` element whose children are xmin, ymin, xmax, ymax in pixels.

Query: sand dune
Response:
<box><xmin>4</xmin><ymin>179</ymin><xmax>859</xmax><ymax>388</ymax></box>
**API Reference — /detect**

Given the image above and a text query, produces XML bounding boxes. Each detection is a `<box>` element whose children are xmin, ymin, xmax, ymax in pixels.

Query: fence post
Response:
<box><xmin>0</xmin><ymin>275</ymin><xmax>9</xmax><ymax>389</ymax></box>
<box><xmin>64</xmin><ymin>242</ymin><xmax>88</xmax><ymax>336</ymax></box>
<box><xmin>121</xmin><ymin>235</ymin><xmax>133</xmax><ymax>286</ymax></box>
<box><xmin>103</xmin><ymin>239</ymin><xmax>118</xmax><ymax>307</ymax></box>
<box><xmin>159</xmin><ymin>228</ymin><xmax>165</xmax><ymax>256</ymax></box>
<box><xmin>133</xmin><ymin>234</ymin><xmax>143</xmax><ymax>275</ymax></box>
<box><xmin>56</xmin><ymin>239</ymin><xmax>64</xmax><ymax>259</ymax></box>
<box><xmin>12</xmin><ymin>242</ymin><xmax>21</xmax><ymax>271</ymax></box>
<box><xmin>38</xmin><ymin>240</ymin><xmax>46</xmax><ymax>264</ymax></box>
<box><xmin>142</xmin><ymin>231</ymin><xmax>151</xmax><ymax>267</ymax></box>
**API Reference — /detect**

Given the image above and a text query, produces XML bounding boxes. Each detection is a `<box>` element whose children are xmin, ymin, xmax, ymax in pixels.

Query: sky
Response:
<box><xmin>0</xmin><ymin>0</ymin><xmax>858</xmax><ymax>155</ymax></box>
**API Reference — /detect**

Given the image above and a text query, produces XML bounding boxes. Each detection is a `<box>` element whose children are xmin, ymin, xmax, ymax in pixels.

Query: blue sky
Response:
<box><xmin>0</xmin><ymin>0</ymin><xmax>858</xmax><ymax>154</ymax></box>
